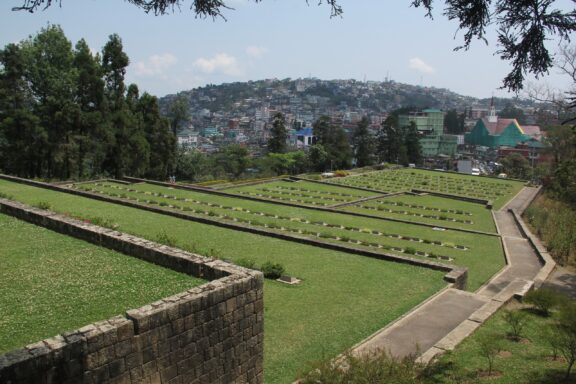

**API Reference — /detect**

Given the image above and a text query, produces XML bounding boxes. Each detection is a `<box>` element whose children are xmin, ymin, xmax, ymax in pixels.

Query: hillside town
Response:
<box><xmin>160</xmin><ymin>78</ymin><xmax>555</xmax><ymax>174</ymax></box>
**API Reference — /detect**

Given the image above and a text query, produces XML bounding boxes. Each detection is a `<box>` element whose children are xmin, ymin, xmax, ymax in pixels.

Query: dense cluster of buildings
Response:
<box><xmin>163</xmin><ymin>79</ymin><xmax>551</xmax><ymax>169</ymax></box>
<box><xmin>163</xmin><ymin>78</ymin><xmax>477</xmax><ymax>154</ymax></box>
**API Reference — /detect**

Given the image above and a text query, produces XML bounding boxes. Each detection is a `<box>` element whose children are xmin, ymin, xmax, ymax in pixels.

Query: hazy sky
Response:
<box><xmin>1</xmin><ymin>0</ymin><xmax>573</xmax><ymax>99</ymax></box>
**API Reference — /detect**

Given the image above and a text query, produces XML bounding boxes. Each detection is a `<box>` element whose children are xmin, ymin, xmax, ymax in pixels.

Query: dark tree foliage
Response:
<box><xmin>214</xmin><ymin>144</ymin><xmax>250</xmax><ymax>179</ymax></box>
<box><xmin>168</xmin><ymin>94</ymin><xmax>189</xmax><ymax>136</ymax></box>
<box><xmin>444</xmin><ymin>109</ymin><xmax>465</xmax><ymax>134</ymax></box>
<box><xmin>499</xmin><ymin>102</ymin><xmax>527</xmax><ymax>124</ymax></box>
<box><xmin>412</xmin><ymin>0</ymin><xmax>576</xmax><ymax>91</ymax></box>
<box><xmin>312</xmin><ymin>116</ymin><xmax>352</xmax><ymax>170</ymax></box>
<box><xmin>0</xmin><ymin>26</ymin><xmax>176</xmax><ymax>180</ymax></box>
<box><xmin>267</xmin><ymin>112</ymin><xmax>288</xmax><ymax>154</ymax></box>
<box><xmin>377</xmin><ymin>115</ymin><xmax>400</xmax><ymax>164</ymax></box>
<box><xmin>14</xmin><ymin>1</ymin><xmax>576</xmax><ymax>91</ymax></box>
<box><xmin>352</xmin><ymin>116</ymin><xmax>375</xmax><ymax>167</ymax></box>
<box><xmin>404</xmin><ymin>121</ymin><xmax>423</xmax><ymax>165</ymax></box>
<box><xmin>13</xmin><ymin>0</ymin><xmax>343</xmax><ymax>18</ymax></box>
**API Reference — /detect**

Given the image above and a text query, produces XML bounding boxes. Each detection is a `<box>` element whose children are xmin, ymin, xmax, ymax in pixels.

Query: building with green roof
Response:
<box><xmin>464</xmin><ymin>104</ymin><xmax>542</xmax><ymax>148</ymax></box>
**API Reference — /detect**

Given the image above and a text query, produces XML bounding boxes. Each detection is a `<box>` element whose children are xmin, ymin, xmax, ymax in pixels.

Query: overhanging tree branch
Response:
<box><xmin>13</xmin><ymin>0</ymin><xmax>576</xmax><ymax>92</ymax></box>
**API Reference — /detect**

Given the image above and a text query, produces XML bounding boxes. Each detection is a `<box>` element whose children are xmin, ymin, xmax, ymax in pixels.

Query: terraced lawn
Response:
<box><xmin>338</xmin><ymin>193</ymin><xmax>497</xmax><ymax>233</ymax></box>
<box><xmin>0</xmin><ymin>178</ymin><xmax>446</xmax><ymax>384</ymax></box>
<box><xmin>0</xmin><ymin>213</ymin><xmax>203</xmax><ymax>355</ymax></box>
<box><xmin>69</xmin><ymin>181</ymin><xmax>505</xmax><ymax>290</ymax></box>
<box><xmin>223</xmin><ymin>179</ymin><xmax>381</xmax><ymax>207</ymax></box>
<box><xmin>322</xmin><ymin>169</ymin><xmax>525</xmax><ymax>210</ymax></box>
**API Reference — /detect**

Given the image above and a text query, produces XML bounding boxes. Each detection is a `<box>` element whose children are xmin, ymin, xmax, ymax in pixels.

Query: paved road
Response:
<box><xmin>351</xmin><ymin>186</ymin><xmax>545</xmax><ymax>358</ymax></box>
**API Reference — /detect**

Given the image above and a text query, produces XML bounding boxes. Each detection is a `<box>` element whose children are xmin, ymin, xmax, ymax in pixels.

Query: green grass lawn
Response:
<box><xmin>71</xmin><ymin>181</ymin><xmax>504</xmax><ymax>291</ymax></box>
<box><xmin>323</xmin><ymin>169</ymin><xmax>525</xmax><ymax>210</ymax></box>
<box><xmin>339</xmin><ymin>194</ymin><xmax>497</xmax><ymax>233</ymax></box>
<box><xmin>0</xmin><ymin>213</ymin><xmax>204</xmax><ymax>355</ymax></box>
<box><xmin>224</xmin><ymin>179</ymin><xmax>381</xmax><ymax>207</ymax></box>
<box><xmin>0</xmin><ymin>179</ymin><xmax>446</xmax><ymax>383</ymax></box>
<box><xmin>433</xmin><ymin>301</ymin><xmax>572</xmax><ymax>383</ymax></box>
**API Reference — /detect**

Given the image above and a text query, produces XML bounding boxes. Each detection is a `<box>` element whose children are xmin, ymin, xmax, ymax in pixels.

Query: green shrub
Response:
<box><xmin>33</xmin><ymin>201</ymin><xmax>51</xmax><ymax>210</ymax></box>
<box><xmin>404</xmin><ymin>247</ymin><xmax>416</xmax><ymax>255</ymax></box>
<box><xmin>159</xmin><ymin>201</ymin><xmax>169</xmax><ymax>207</ymax></box>
<box><xmin>524</xmin><ymin>288</ymin><xmax>564</xmax><ymax>316</ymax></box>
<box><xmin>260</xmin><ymin>261</ymin><xmax>285</xmax><ymax>279</ymax></box>
<box><xmin>236</xmin><ymin>258</ymin><xmax>257</xmax><ymax>269</ymax></box>
<box><xmin>477</xmin><ymin>334</ymin><xmax>502</xmax><ymax>376</ymax></box>
<box><xmin>0</xmin><ymin>192</ymin><xmax>13</xmax><ymax>200</ymax></box>
<box><xmin>299</xmin><ymin>350</ymin><xmax>428</xmax><ymax>384</ymax></box>
<box><xmin>88</xmin><ymin>216</ymin><xmax>119</xmax><ymax>230</ymax></box>
<box><xmin>503</xmin><ymin>309</ymin><xmax>529</xmax><ymax>340</ymax></box>
<box><xmin>203</xmin><ymin>247</ymin><xmax>222</xmax><ymax>259</ymax></box>
<box><xmin>156</xmin><ymin>230</ymin><xmax>177</xmax><ymax>247</ymax></box>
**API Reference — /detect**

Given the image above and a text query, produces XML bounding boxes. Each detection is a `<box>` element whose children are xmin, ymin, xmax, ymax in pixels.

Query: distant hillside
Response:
<box><xmin>159</xmin><ymin>78</ymin><xmax>539</xmax><ymax>120</ymax></box>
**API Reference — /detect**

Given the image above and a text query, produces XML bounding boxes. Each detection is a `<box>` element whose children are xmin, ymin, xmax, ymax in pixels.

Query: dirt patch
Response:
<box><xmin>498</xmin><ymin>350</ymin><xmax>512</xmax><ymax>358</ymax></box>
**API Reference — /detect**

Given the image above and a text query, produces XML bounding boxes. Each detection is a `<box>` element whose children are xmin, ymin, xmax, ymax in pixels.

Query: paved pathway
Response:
<box><xmin>352</xmin><ymin>186</ymin><xmax>545</xmax><ymax>359</ymax></box>
<box><xmin>353</xmin><ymin>289</ymin><xmax>487</xmax><ymax>357</ymax></box>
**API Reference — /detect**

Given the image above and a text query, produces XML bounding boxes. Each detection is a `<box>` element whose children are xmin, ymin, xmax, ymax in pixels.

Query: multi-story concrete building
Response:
<box><xmin>398</xmin><ymin>108</ymin><xmax>458</xmax><ymax>157</ymax></box>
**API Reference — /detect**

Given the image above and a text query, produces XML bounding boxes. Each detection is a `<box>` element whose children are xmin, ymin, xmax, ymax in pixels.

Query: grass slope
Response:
<box><xmin>0</xmin><ymin>213</ymin><xmax>203</xmax><ymax>354</ymax></box>
<box><xmin>339</xmin><ymin>194</ymin><xmax>497</xmax><ymax>233</ymax></box>
<box><xmin>0</xmin><ymin>179</ymin><xmax>446</xmax><ymax>383</ymax></box>
<box><xmin>224</xmin><ymin>179</ymin><xmax>380</xmax><ymax>207</ymax></box>
<box><xmin>73</xmin><ymin>181</ymin><xmax>504</xmax><ymax>291</ymax></box>
<box><xmin>324</xmin><ymin>169</ymin><xmax>525</xmax><ymax>210</ymax></box>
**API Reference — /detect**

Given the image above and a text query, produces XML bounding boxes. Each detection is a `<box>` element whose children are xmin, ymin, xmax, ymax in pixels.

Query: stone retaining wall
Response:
<box><xmin>0</xmin><ymin>199</ymin><xmax>264</xmax><ymax>384</ymax></box>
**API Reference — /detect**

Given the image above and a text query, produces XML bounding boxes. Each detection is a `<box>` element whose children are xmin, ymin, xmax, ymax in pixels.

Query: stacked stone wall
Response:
<box><xmin>0</xmin><ymin>199</ymin><xmax>263</xmax><ymax>384</ymax></box>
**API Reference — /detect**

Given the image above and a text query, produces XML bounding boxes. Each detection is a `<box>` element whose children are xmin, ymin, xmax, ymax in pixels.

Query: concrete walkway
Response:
<box><xmin>353</xmin><ymin>289</ymin><xmax>488</xmax><ymax>357</ymax></box>
<box><xmin>351</xmin><ymin>186</ymin><xmax>546</xmax><ymax>359</ymax></box>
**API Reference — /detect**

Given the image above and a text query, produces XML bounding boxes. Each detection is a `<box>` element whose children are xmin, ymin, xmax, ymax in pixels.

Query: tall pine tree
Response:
<box><xmin>267</xmin><ymin>112</ymin><xmax>288</xmax><ymax>153</ymax></box>
<box><xmin>352</xmin><ymin>116</ymin><xmax>375</xmax><ymax>167</ymax></box>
